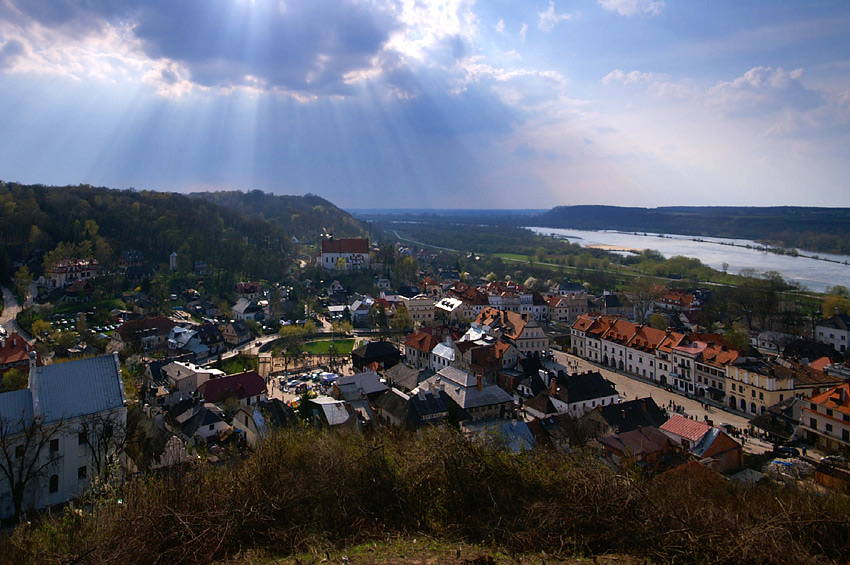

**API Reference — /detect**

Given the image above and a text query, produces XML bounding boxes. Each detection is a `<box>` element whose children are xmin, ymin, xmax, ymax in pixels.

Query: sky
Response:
<box><xmin>1</xmin><ymin>1</ymin><xmax>849</xmax><ymax>209</ymax></box>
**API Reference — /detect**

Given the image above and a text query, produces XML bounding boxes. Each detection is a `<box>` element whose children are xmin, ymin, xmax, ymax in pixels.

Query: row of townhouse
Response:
<box><xmin>444</xmin><ymin>280</ymin><xmax>637</xmax><ymax>327</ymax></box>
<box><xmin>571</xmin><ymin>315</ymin><xmax>843</xmax><ymax>415</ymax></box>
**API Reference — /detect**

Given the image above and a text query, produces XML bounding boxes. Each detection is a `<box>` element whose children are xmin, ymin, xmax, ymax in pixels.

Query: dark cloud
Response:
<box><xmin>5</xmin><ymin>0</ymin><xmax>402</xmax><ymax>94</ymax></box>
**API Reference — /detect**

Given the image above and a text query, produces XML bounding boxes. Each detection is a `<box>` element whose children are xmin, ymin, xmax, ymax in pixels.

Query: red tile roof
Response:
<box><xmin>198</xmin><ymin>371</ymin><xmax>267</xmax><ymax>403</ymax></box>
<box><xmin>404</xmin><ymin>331</ymin><xmax>441</xmax><ymax>353</ymax></box>
<box><xmin>807</xmin><ymin>383</ymin><xmax>850</xmax><ymax>417</ymax></box>
<box><xmin>321</xmin><ymin>238</ymin><xmax>369</xmax><ymax>254</ymax></box>
<box><xmin>660</xmin><ymin>414</ymin><xmax>712</xmax><ymax>443</ymax></box>
<box><xmin>0</xmin><ymin>333</ymin><xmax>38</xmax><ymax>370</ymax></box>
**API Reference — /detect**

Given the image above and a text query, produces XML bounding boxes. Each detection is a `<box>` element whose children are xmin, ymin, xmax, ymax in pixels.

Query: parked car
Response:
<box><xmin>820</xmin><ymin>455</ymin><xmax>846</xmax><ymax>465</ymax></box>
<box><xmin>776</xmin><ymin>446</ymin><xmax>800</xmax><ymax>458</ymax></box>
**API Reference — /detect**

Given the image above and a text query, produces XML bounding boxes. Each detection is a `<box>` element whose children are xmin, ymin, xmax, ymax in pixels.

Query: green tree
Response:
<box><xmin>823</xmin><ymin>293</ymin><xmax>850</xmax><ymax>316</ymax></box>
<box><xmin>297</xmin><ymin>390</ymin><xmax>314</xmax><ymax>422</ymax></box>
<box><xmin>391</xmin><ymin>304</ymin><xmax>414</xmax><ymax>332</ymax></box>
<box><xmin>723</xmin><ymin>327</ymin><xmax>751</xmax><ymax>353</ymax></box>
<box><xmin>31</xmin><ymin>319</ymin><xmax>51</xmax><ymax>338</ymax></box>
<box><xmin>13</xmin><ymin>266</ymin><xmax>31</xmax><ymax>301</ymax></box>
<box><xmin>0</xmin><ymin>367</ymin><xmax>28</xmax><ymax>392</ymax></box>
<box><xmin>649</xmin><ymin>313</ymin><xmax>668</xmax><ymax>330</ymax></box>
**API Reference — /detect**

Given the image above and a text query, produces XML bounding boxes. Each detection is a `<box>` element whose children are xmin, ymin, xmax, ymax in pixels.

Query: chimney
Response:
<box><xmin>476</xmin><ymin>373</ymin><xmax>483</xmax><ymax>391</ymax></box>
<box><xmin>641</xmin><ymin>400</ymin><xmax>647</xmax><ymax>412</ymax></box>
<box><xmin>550</xmin><ymin>377</ymin><xmax>557</xmax><ymax>396</ymax></box>
<box><xmin>29</xmin><ymin>351</ymin><xmax>42</xmax><ymax>417</ymax></box>
<box><xmin>621</xmin><ymin>410</ymin><xmax>626</xmax><ymax>420</ymax></box>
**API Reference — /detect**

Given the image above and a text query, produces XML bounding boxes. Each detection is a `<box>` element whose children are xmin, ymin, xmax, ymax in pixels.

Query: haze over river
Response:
<box><xmin>528</xmin><ymin>227</ymin><xmax>850</xmax><ymax>293</ymax></box>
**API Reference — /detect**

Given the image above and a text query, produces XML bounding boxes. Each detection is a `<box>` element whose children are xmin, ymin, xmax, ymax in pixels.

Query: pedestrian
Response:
<box><xmin>802</xmin><ymin>447</ymin><xmax>807</xmax><ymax>457</ymax></box>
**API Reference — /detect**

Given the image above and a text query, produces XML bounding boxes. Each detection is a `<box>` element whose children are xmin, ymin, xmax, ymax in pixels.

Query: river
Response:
<box><xmin>528</xmin><ymin>227</ymin><xmax>850</xmax><ymax>293</ymax></box>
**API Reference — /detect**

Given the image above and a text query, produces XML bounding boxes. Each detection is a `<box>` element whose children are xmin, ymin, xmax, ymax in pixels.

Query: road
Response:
<box><xmin>551</xmin><ymin>349</ymin><xmax>774</xmax><ymax>455</ymax></box>
<box><xmin>1</xmin><ymin>286</ymin><xmax>32</xmax><ymax>341</ymax></box>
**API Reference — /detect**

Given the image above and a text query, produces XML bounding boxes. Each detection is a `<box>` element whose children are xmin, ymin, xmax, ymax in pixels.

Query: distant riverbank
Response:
<box><xmin>528</xmin><ymin>227</ymin><xmax>850</xmax><ymax>293</ymax></box>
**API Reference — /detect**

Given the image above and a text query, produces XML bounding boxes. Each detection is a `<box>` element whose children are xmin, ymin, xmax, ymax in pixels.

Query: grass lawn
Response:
<box><xmin>302</xmin><ymin>338</ymin><xmax>355</xmax><ymax>355</ymax></box>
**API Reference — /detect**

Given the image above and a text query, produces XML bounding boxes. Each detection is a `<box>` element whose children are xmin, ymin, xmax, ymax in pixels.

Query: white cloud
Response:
<box><xmin>598</xmin><ymin>0</ymin><xmax>664</xmax><ymax>17</ymax></box>
<box><xmin>706</xmin><ymin>66</ymin><xmax>822</xmax><ymax>121</ymax></box>
<box><xmin>538</xmin><ymin>1</ymin><xmax>575</xmax><ymax>32</ymax></box>
<box><xmin>601</xmin><ymin>69</ymin><xmax>666</xmax><ymax>85</ymax></box>
<box><xmin>519</xmin><ymin>23</ymin><xmax>528</xmax><ymax>43</ymax></box>
<box><xmin>495</xmin><ymin>18</ymin><xmax>505</xmax><ymax>33</ymax></box>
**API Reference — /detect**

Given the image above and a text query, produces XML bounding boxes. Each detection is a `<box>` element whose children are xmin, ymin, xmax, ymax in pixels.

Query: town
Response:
<box><xmin>2</xmin><ymin>227</ymin><xmax>849</xmax><ymax>555</ymax></box>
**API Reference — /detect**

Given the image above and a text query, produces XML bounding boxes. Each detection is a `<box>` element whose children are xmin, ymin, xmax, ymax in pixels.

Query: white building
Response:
<box><xmin>402</xmin><ymin>294</ymin><xmax>436</xmax><ymax>328</ymax></box>
<box><xmin>0</xmin><ymin>354</ymin><xmax>127</xmax><ymax>519</ymax></box>
<box><xmin>316</xmin><ymin>238</ymin><xmax>371</xmax><ymax>271</ymax></box>
<box><xmin>815</xmin><ymin>314</ymin><xmax>850</xmax><ymax>353</ymax></box>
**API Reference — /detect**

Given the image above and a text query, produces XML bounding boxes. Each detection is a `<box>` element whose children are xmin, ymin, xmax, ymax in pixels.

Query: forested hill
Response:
<box><xmin>192</xmin><ymin>190</ymin><xmax>365</xmax><ymax>240</ymax></box>
<box><xmin>0</xmin><ymin>183</ymin><xmax>362</xmax><ymax>281</ymax></box>
<box><xmin>532</xmin><ymin>206</ymin><xmax>850</xmax><ymax>254</ymax></box>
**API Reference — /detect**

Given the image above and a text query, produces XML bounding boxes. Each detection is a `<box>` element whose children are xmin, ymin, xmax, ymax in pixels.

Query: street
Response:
<box><xmin>551</xmin><ymin>349</ymin><xmax>774</xmax><ymax>455</ymax></box>
<box><xmin>1</xmin><ymin>286</ymin><xmax>31</xmax><ymax>341</ymax></box>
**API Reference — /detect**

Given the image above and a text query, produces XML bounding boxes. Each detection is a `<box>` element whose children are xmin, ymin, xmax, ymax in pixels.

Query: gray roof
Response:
<box><xmin>463</xmin><ymin>419</ymin><xmax>536</xmax><ymax>452</ymax></box>
<box><xmin>310</xmin><ymin>397</ymin><xmax>350</xmax><ymax>426</ymax></box>
<box><xmin>384</xmin><ymin>363</ymin><xmax>422</xmax><ymax>391</ymax></box>
<box><xmin>424</xmin><ymin>367</ymin><xmax>513</xmax><ymax>410</ymax></box>
<box><xmin>337</xmin><ymin>371</ymin><xmax>388</xmax><ymax>396</ymax></box>
<box><xmin>182</xmin><ymin>403</ymin><xmax>226</xmax><ymax>438</ymax></box>
<box><xmin>32</xmin><ymin>354</ymin><xmax>126</xmax><ymax>424</ymax></box>
<box><xmin>431</xmin><ymin>343</ymin><xmax>456</xmax><ymax>362</ymax></box>
<box><xmin>0</xmin><ymin>389</ymin><xmax>35</xmax><ymax>434</ymax></box>
<box><xmin>817</xmin><ymin>314</ymin><xmax>850</xmax><ymax>331</ymax></box>
<box><xmin>435</xmin><ymin>366</ymin><xmax>477</xmax><ymax>388</ymax></box>
<box><xmin>372</xmin><ymin>388</ymin><xmax>410</xmax><ymax>420</ymax></box>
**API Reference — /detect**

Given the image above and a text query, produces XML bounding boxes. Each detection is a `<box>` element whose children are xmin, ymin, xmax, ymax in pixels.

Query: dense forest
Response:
<box><xmin>192</xmin><ymin>190</ymin><xmax>365</xmax><ymax>241</ymax></box>
<box><xmin>0</xmin><ymin>182</ymin><xmax>366</xmax><ymax>282</ymax></box>
<box><xmin>532</xmin><ymin>206</ymin><xmax>850</xmax><ymax>254</ymax></box>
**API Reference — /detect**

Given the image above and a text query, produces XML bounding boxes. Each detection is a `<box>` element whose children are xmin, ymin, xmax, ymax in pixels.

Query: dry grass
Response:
<box><xmin>1</xmin><ymin>427</ymin><xmax>848</xmax><ymax>564</ymax></box>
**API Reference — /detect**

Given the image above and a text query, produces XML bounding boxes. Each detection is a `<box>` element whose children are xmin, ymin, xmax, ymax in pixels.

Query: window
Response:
<box><xmin>731</xmin><ymin>384</ymin><xmax>736</xmax><ymax>392</ymax></box>
<box><xmin>825</xmin><ymin>423</ymin><xmax>833</xmax><ymax>432</ymax></box>
<box><xmin>78</xmin><ymin>430</ymin><xmax>87</xmax><ymax>446</ymax></box>
<box><xmin>843</xmin><ymin>430</ymin><xmax>849</xmax><ymax>442</ymax></box>
<box><xmin>78</xmin><ymin>466</ymin><xmax>87</xmax><ymax>480</ymax></box>
<box><xmin>751</xmin><ymin>390</ymin><xmax>756</xmax><ymax>398</ymax></box>
<box><xmin>759</xmin><ymin>392</ymin><xmax>764</xmax><ymax>400</ymax></box>
<box><xmin>49</xmin><ymin>475</ymin><xmax>59</xmax><ymax>493</ymax></box>
<box><xmin>826</xmin><ymin>409</ymin><xmax>833</xmax><ymax>417</ymax></box>
<box><xmin>810</xmin><ymin>418</ymin><xmax>817</xmax><ymax>430</ymax></box>
<box><xmin>209</xmin><ymin>424</ymin><xmax>215</xmax><ymax>431</ymax></box>
<box><xmin>50</xmin><ymin>438</ymin><xmax>59</xmax><ymax>452</ymax></box>
<box><xmin>779</xmin><ymin>394</ymin><xmax>784</xmax><ymax>402</ymax></box>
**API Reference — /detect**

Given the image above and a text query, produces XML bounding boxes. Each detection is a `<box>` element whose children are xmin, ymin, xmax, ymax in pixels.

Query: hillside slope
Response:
<box><xmin>0</xmin><ymin>183</ymin><xmax>351</xmax><ymax>281</ymax></box>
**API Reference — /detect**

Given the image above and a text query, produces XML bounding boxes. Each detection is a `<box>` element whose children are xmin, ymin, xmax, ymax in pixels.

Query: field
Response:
<box><xmin>302</xmin><ymin>338</ymin><xmax>355</xmax><ymax>355</ymax></box>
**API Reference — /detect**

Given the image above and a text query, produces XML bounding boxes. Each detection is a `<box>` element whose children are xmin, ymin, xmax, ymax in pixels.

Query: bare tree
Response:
<box><xmin>77</xmin><ymin>411</ymin><xmax>128</xmax><ymax>491</ymax></box>
<box><xmin>628</xmin><ymin>277</ymin><xmax>662</xmax><ymax>324</ymax></box>
<box><xmin>0</xmin><ymin>415</ymin><xmax>67</xmax><ymax>519</ymax></box>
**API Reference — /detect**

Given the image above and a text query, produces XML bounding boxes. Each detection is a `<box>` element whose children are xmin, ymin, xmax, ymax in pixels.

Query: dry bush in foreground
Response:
<box><xmin>0</xmin><ymin>426</ymin><xmax>848</xmax><ymax>564</ymax></box>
